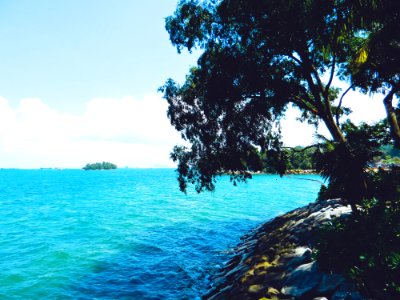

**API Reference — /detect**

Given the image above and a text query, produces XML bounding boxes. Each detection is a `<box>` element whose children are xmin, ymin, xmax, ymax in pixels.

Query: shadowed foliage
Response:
<box><xmin>160</xmin><ymin>0</ymin><xmax>399</xmax><ymax>208</ymax></box>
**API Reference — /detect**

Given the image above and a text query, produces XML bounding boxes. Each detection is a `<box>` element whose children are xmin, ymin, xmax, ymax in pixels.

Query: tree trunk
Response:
<box><xmin>383</xmin><ymin>89</ymin><xmax>400</xmax><ymax>149</ymax></box>
<box><xmin>321</xmin><ymin>98</ymin><xmax>365</xmax><ymax>215</ymax></box>
<box><xmin>323</xmin><ymin>114</ymin><xmax>347</xmax><ymax>144</ymax></box>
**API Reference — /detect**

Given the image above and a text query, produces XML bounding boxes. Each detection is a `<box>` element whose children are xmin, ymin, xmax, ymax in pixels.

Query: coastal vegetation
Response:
<box><xmin>161</xmin><ymin>0</ymin><xmax>400</xmax><ymax>298</ymax></box>
<box><xmin>82</xmin><ymin>162</ymin><xmax>117</xmax><ymax>170</ymax></box>
<box><xmin>379</xmin><ymin>144</ymin><xmax>400</xmax><ymax>164</ymax></box>
<box><xmin>247</xmin><ymin>144</ymin><xmax>400</xmax><ymax>174</ymax></box>
<box><xmin>240</xmin><ymin>146</ymin><xmax>316</xmax><ymax>173</ymax></box>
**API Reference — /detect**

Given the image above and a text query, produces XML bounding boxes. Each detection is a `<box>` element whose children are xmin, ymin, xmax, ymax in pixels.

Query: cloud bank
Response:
<box><xmin>0</xmin><ymin>90</ymin><xmax>391</xmax><ymax>168</ymax></box>
<box><xmin>0</xmin><ymin>95</ymin><xmax>183</xmax><ymax>168</ymax></box>
<box><xmin>281</xmin><ymin>90</ymin><xmax>389</xmax><ymax>147</ymax></box>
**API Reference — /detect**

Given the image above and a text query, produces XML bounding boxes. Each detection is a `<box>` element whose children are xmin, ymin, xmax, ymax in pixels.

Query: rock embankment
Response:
<box><xmin>204</xmin><ymin>199</ymin><xmax>366</xmax><ymax>300</ymax></box>
<box><xmin>285</xmin><ymin>169</ymin><xmax>316</xmax><ymax>175</ymax></box>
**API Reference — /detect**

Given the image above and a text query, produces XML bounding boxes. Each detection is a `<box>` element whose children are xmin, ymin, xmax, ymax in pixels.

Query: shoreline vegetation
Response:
<box><xmin>204</xmin><ymin>165</ymin><xmax>400</xmax><ymax>299</ymax></box>
<box><xmin>249</xmin><ymin>169</ymin><xmax>317</xmax><ymax>175</ymax></box>
<box><xmin>242</xmin><ymin>145</ymin><xmax>400</xmax><ymax>177</ymax></box>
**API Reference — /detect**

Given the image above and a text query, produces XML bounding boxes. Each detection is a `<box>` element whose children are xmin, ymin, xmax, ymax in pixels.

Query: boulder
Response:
<box><xmin>281</xmin><ymin>262</ymin><xmax>323</xmax><ymax>297</ymax></box>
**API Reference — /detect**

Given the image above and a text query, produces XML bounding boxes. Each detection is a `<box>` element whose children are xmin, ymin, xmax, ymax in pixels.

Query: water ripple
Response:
<box><xmin>0</xmin><ymin>169</ymin><xmax>323</xmax><ymax>299</ymax></box>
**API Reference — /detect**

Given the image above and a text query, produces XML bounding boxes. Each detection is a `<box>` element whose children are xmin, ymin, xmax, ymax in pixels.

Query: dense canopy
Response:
<box><xmin>82</xmin><ymin>162</ymin><xmax>117</xmax><ymax>170</ymax></box>
<box><xmin>160</xmin><ymin>0</ymin><xmax>400</xmax><ymax>203</ymax></box>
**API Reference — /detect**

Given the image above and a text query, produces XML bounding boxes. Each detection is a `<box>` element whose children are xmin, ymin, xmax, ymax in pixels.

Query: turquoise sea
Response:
<box><xmin>0</xmin><ymin>169</ymin><xmax>323</xmax><ymax>299</ymax></box>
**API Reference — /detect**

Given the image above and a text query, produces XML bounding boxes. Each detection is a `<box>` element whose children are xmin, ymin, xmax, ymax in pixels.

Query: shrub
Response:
<box><xmin>315</xmin><ymin>169</ymin><xmax>400</xmax><ymax>299</ymax></box>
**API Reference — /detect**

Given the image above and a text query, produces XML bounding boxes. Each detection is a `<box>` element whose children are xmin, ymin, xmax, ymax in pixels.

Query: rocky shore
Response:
<box><xmin>204</xmin><ymin>199</ymin><xmax>366</xmax><ymax>300</ymax></box>
<box><xmin>285</xmin><ymin>169</ymin><xmax>317</xmax><ymax>175</ymax></box>
<box><xmin>250</xmin><ymin>170</ymin><xmax>317</xmax><ymax>175</ymax></box>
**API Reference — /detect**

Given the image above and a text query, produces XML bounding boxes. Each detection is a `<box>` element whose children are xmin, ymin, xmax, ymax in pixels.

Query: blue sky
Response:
<box><xmin>0</xmin><ymin>0</ymin><xmax>390</xmax><ymax>168</ymax></box>
<box><xmin>0</xmin><ymin>0</ymin><xmax>197</xmax><ymax>112</ymax></box>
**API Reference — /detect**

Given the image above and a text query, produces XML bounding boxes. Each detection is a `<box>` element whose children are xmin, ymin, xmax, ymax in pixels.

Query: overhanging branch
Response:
<box><xmin>282</xmin><ymin>144</ymin><xmax>320</xmax><ymax>152</ymax></box>
<box><xmin>335</xmin><ymin>84</ymin><xmax>354</xmax><ymax>125</ymax></box>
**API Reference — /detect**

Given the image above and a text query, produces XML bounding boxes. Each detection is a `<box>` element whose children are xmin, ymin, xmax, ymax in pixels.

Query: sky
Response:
<box><xmin>0</xmin><ymin>0</ymin><xmax>393</xmax><ymax>168</ymax></box>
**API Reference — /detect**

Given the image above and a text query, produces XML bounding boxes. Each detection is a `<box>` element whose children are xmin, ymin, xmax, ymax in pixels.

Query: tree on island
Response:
<box><xmin>161</xmin><ymin>0</ymin><xmax>400</xmax><ymax>297</ymax></box>
<box><xmin>83</xmin><ymin>162</ymin><xmax>117</xmax><ymax>170</ymax></box>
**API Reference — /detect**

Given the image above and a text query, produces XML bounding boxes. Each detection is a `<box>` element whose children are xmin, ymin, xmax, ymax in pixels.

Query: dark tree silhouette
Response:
<box><xmin>160</xmin><ymin>0</ymin><xmax>399</xmax><ymax>212</ymax></box>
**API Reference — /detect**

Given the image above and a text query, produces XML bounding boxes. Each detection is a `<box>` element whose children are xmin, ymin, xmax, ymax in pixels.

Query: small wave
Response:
<box><xmin>130</xmin><ymin>242</ymin><xmax>164</xmax><ymax>254</ymax></box>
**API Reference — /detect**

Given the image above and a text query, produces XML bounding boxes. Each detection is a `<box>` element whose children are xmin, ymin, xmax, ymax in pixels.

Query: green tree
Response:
<box><xmin>83</xmin><ymin>162</ymin><xmax>117</xmax><ymax>170</ymax></box>
<box><xmin>160</xmin><ymin>2</ymin><xmax>400</xmax><ymax>295</ymax></box>
<box><xmin>342</xmin><ymin>0</ymin><xmax>400</xmax><ymax>148</ymax></box>
<box><xmin>160</xmin><ymin>0</ymin><xmax>387</xmax><ymax>211</ymax></box>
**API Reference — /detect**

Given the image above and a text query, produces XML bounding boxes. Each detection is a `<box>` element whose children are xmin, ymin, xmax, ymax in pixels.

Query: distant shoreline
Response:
<box><xmin>249</xmin><ymin>169</ymin><xmax>318</xmax><ymax>175</ymax></box>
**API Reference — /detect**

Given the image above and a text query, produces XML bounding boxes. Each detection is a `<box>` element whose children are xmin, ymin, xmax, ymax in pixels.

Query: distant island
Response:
<box><xmin>83</xmin><ymin>162</ymin><xmax>117</xmax><ymax>170</ymax></box>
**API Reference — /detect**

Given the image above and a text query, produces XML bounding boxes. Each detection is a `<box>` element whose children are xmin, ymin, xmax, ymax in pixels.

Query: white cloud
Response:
<box><xmin>0</xmin><ymin>95</ymin><xmax>183</xmax><ymax>168</ymax></box>
<box><xmin>0</xmin><ymin>90</ymin><xmax>392</xmax><ymax>168</ymax></box>
<box><xmin>281</xmin><ymin>90</ymin><xmax>394</xmax><ymax>147</ymax></box>
<box><xmin>280</xmin><ymin>107</ymin><xmax>322</xmax><ymax>147</ymax></box>
<box><xmin>343</xmin><ymin>90</ymin><xmax>389</xmax><ymax>124</ymax></box>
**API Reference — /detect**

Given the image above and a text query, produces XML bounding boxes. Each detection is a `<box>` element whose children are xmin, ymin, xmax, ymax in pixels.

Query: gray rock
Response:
<box><xmin>330</xmin><ymin>206</ymin><xmax>352</xmax><ymax>218</ymax></box>
<box><xmin>331</xmin><ymin>282</ymin><xmax>366</xmax><ymax>300</ymax></box>
<box><xmin>331</xmin><ymin>290</ymin><xmax>365</xmax><ymax>300</ymax></box>
<box><xmin>283</xmin><ymin>247</ymin><xmax>312</xmax><ymax>271</ymax></box>
<box><xmin>281</xmin><ymin>262</ymin><xmax>323</xmax><ymax>297</ymax></box>
<box><xmin>316</xmin><ymin>273</ymin><xmax>346</xmax><ymax>294</ymax></box>
<box><xmin>248</xmin><ymin>284</ymin><xmax>265</xmax><ymax>294</ymax></box>
<box><xmin>224</xmin><ymin>263</ymin><xmax>247</xmax><ymax>278</ymax></box>
<box><xmin>204</xmin><ymin>198</ymin><xmax>365</xmax><ymax>300</ymax></box>
<box><xmin>314</xmin><ymin>210</ymin><xmax>332</xmax><ymax>223</ymax></box>
<box><xmin>292</xmin><ymin>246</ymin><xmax>312</xmax><ymax>257</ymax></box>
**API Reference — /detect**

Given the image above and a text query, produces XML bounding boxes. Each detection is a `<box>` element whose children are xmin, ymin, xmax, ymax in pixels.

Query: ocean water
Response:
<box><xmin>0</xmin><ymin>169</ymin><xmax>323</xmax><ymax>299</ymax></box>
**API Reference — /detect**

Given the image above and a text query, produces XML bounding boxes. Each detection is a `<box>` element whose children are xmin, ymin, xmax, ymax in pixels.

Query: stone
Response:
<box><xmin>204</xmin><ymin>199</ymin><xmax>365</xmax><ymax>300</ymax></box>
<box><xmin>331</xmin><ymin>290</ymin><xmax>365</xmax><ymax>300</ymax></box>
<box><xmin>282</xmin><ymin>247</ymin><xmax>312</xmax><ymax>271</ymax></box>
<box><xmin>316</xmin><ymin>273</ymin><xmax>346</xmax><ymax>294</ymax></box>
<box><xmin>267</xmin><ymin>287</ymin><xmax>280</xmax><ymax>295</ymax></box>
<box><xmin>219</xmin><ymin>284</ymin><xmax>233</xmax><ymax>293</ymax></box>
<box><xmin>314</xmin><ymin>211</ymin><xmax>332</xmax><ymax>223</ymax></box>
<box><xmin>331</xmin><ymin>282</ymin><xmax>366</xmax><ymax>300</ymax></box>
<box><xmin>255</xmin><ymin>261</ymin><xmax>272</xmax><ymax>270</ymax></box>
<box><xmin>281</xmin><ymin>262</ymin><xmax>323</xmax><ymax>297</ymax></box>
<box><xmin>248</xmin><ymin>284</ymin><xmax>265</xmax><ymax>293</ymax></box>
<box><xmin>330</xmin><ymin>206</ymin><xmax>352</xmax><ymax>218</ymax></box>
<box><xmin>206</xmin><ymin>285</ymin><xmax>233</xmax><ymax>300</ymax></box>
<box><xmin>224</xmin><ymin>263</ymin><xmax>247</xmax><ymax>277</ymax></box>
<box><xmin>292</xmin><ymin>246</ymin><xmax>312</xmax><ymax>257</ymax></box>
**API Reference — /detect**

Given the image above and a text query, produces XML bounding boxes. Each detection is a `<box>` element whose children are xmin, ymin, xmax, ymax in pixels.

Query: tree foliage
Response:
<box><xmin>162</xmin><ymin>0</ymin><xmax>341</xmax><ymax>189</ymax></box>
<box><xmin>161</xmin><ymin>0</ymin><xmax>399</xmax><ymax>208</ymax></box>
<box><xmin>254</xmin><ymin>146</ymin><xmax>316</xmax><ymax>173</ymax></box>
<box><xmin>161</xmin><ymin>1</ymin><xmax>400</xmax><ymax>296</ymax></box>
<box><xmin>316</xmin><ymin>168</ymin><xmax>400</xmax><ymax>299</ymax></box>
<box><xmin>337</xmin><ymin>0</ymin><xmax>400</xmax><ymax>147</ymax></box>
<box><xmin>82</xmin><ymin>162</ymin><xmax>117</xmax><ymax>171</ymax></box>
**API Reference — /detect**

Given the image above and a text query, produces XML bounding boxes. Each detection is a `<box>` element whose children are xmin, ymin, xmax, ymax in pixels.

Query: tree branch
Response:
<box><xmin>383</xmin><ymin>85</ymin><xmax>400</xmax><ymax>148</ymax></box>
<box><xmin>282</xmin><ymin>144</ymin><xmax>320</xmax><ymax>152</ymax></box>
<box><xmin>298</xmin><ymin>46</ymin><xmax>346</xmax><ymax>143</ymax></box>
<box><xmin>325</xmin><ymin>2</ymin><xmax>340</xmax><ymax>97</ymax></box>
<box><xmin>292</xmin><ymin>95</ymin><xmax>319</xmax><ymax>116</ymax></box>
<box><xmin>325</xmin><ymin>55</ymin><xmax>336</xmax><ymax>94</ymax></box>
<box><xmin>310</xmin><ymin>64</ymin><xmax>325</xmax><ymax>95</ymax></box>
<box><xmin>288</xmin><ymin>53</ymin><xmax>303</xmax><ymax>66</ymax></box>
<box><xmin>297</xmin><ymin>48</ymin><xmax>325</xmax><ymax>112</ymax></box>
<box><xmin>335</xmin><ymin>84</ymin><xmax>354</xmax><ymax>125</ymax></box>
